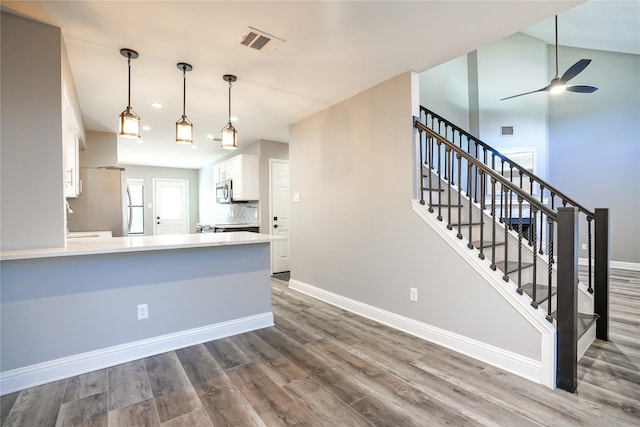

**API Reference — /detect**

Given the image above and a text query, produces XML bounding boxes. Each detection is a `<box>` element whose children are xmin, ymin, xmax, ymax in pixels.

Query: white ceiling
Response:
<box><xmin>4</xmin><ymin>1</ymin><xmax>633</xmax><ymax>170</ymax></box>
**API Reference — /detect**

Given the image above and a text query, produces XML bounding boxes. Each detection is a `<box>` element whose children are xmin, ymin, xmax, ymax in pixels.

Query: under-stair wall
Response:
<box><xmin>415</xmin><ymin>106</ymin><xmax>609</xmax><ymax>391</ymax></box>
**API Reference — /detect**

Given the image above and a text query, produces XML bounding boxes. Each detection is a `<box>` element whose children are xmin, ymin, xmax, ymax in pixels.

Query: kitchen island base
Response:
<box><xmin>1</xmin><ymin>237</ymin><xmax>274</xmax><ymax>394</ymax></box>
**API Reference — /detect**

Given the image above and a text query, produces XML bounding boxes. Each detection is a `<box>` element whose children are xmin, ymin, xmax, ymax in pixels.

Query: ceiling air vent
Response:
<box><xmin>238</xmin><ymin>27</ymin><xmax>285</xmax><ymax>54</ymax></box>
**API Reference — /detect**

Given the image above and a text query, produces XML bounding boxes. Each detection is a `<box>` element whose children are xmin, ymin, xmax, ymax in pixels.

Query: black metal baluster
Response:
<box><xmin>428</xmin><ymin>135</ymin><xmax>434</xmax><ymax>212</ymax></box>
<box><xmin>473</xmin><ymin>140</ymin><xmax>479</xmax><ymax>203</ymax></box>
<box><xmin>546</xmin><ymin>217</ymin><xmax>555</xmax><ymax>322</ymax></box>
<box><xmin>539</xmin><ymin>185</ymin><xmax>545</xmax><ymax>255</ymax></box>
<box><xmin>516</xmin><ymin>196</ymin><xmax>524</xmax><ymax>295</ymax></box>
<box><xmin>528</xmin><ymin>177</ymin><xmax>534</xmax><ymax>246</ymax></box>
<box><xmin>457</xmin><ymin>152</ymin><xmax>463</xmax><ymax>239</ymax></box>
<box><xmin>446</xmin><ymin>147</ymin><xmax>453</xmax><ymax>229</ymax></box>
<box><xmin>490</xmin><ymin>177</ymin><xmax>497</xmax><ymax>270</ymax></box>
<box><xmin>444</xmin><ymin>127</ymin><xmax>449</xmax><ymax>182</ymax></box>
<box><xmin>531</xmin><ymin>208</ymin><xmax>539</xmax><ymax>308</ymax></box>
<box><xmin>499</xmin><ymin>159</ymin><xmax>505</xmax><ymax>223</ymax></box>
<box><xmin>419</xmin><ymin>129</ymin><xmax>425</xmax><ymax>205</ymax></box>
<box><xmin>503</xmin><ymin>186</ymin><xmax>510</xmax><ymax>282</ymax></box>
<box><xmin>437</xmin><ymin>140</ymin><xmax>443</xmax><ymax>221</ymax></box>
<box><xmin>479</xmin><ymin>171</ymin><xmax>486</xmax><ymax>260</ymax></box>
<box><xmin>467</xmin><ymin>162</ymin><xmax>474</xmax><ymax>249</ymax></box>
<box><xmin>509</xmin><ymin>166</ymin><xmax>515</xmax><ymax>229</ymax></box>
<box><xmin>587</xmin><ymin>216</ymin><xmax>593</xmax><ymax>294</ymax></box>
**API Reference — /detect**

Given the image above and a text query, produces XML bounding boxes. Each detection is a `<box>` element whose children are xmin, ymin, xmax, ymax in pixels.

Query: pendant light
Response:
<box><xmin>118</xmin><ymin>48</ymin><xmax>141</xmax><ymax>139</ymax></box>
<box><xmin>221</xmin><ymin>74</ymin><xmax>238</xmax><ymax>150</ymax></box>
<box><xmin>176</xmin><ymin>62</ymin><xmax>193</xmax><ymax>145</ymax></box>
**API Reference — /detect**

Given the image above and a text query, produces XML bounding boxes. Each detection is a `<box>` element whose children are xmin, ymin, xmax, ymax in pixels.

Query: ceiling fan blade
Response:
<box><xmin>501</xmin><ymin>85</ymin><xmax>549</xmax><ymax>101</ymax></box>
<box><xmin>560</xmin><ymin>59</ymin><xmax>591</xmax><ymax>83</ymax></box>
<box><xmin>566</xmin><ymin>84</ymin><xmax>598</xmax><ymax>93</ymax></box>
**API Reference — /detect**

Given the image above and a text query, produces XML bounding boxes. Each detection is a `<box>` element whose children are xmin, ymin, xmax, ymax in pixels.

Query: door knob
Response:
<box><xmin>274</xmin><ymin>224</ymin><xmax>279</xmax><ymax>228</ymax></box>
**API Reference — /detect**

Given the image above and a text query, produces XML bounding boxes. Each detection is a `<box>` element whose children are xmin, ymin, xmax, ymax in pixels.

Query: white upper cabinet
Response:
<box><xmin>213</xmin><ymin>154</ymin><xmax>259</xmax><ymax>201</ymax></box>
<box><xmin>63</xmin><ymin>87</ymin><xmax>82</xmax><ymax>198</ymax></box>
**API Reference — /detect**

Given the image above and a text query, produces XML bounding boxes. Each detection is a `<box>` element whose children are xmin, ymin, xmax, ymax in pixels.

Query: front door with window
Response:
<box><xmin>154</xmin><ymin>179</ymin><xmax>189</xmax><ymax>235</ymax></box>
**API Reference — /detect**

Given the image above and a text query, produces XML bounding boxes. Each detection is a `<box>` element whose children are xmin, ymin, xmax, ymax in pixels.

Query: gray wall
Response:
<box><xmin>122</xmin><ymin>165</ymin><xmax>199</xmax><ymax>235</ymax></box>
<box><xmin>548</xmin><ymin>46</ymin><xmax>640</xmax><ymax>263</ymax></box>
<box><xmin>289</xmin><ymin>72</ymin><xmax>540</xmax><ymax>360</ymax></box>
<box><xmin>1</xmin><ymin>12</ymin><xmax>65</xmax><ymax>250</ymax></box>
<box><xmin>420</xmin><ymin>34</ymin><xmax>640</xmax><ymax>265</ymax></box>
<box><xmin>1</xmin><ymin>243</ymin><xmax>271</xmax><ymax>371</ymax></box>
<box><xmin>80</xmin><ymin>131</ymin><xmax>118</xmax><ymax>167</ymax></box>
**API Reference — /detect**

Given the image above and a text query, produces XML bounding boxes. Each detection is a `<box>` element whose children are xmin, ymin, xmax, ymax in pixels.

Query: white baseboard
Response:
<box><xmin>1</xmin><ymin>312</ymin><xmax>273</xmax><ymax>395</ymax></box>
<box><xmin>289</xmin><ymin>279</ymin><xmax>548</xmax><ymax>388</ymax></box>
<box><xmin>578</xmin><ymin>257</ymin><xmax>640</xmax><ymax>272</ymax></box>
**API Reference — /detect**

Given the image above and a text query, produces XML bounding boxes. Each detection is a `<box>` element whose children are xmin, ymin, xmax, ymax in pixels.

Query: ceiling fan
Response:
<box><xmin>501</xmin><ymin>15</ymin><xmax>598</xmax><ymax>101</ymax></box>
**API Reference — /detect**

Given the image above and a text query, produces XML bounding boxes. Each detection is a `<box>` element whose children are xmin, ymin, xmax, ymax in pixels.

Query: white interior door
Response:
<box><xmin>154</xmin><ymin>179</ymin><xmax>189</xmax><ymax>235</ymax></box>
<box><xmin>270</xmin><ymin>160</ymin><xmax>290</xmax><ymax>273</ymax></box>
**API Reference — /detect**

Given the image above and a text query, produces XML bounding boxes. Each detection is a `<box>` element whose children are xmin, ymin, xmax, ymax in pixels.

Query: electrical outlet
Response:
<box><xmin>410</xmin><ymin>288</ymin><xmax>418</xmax><ymax>302</ymax></box>
<box><xmin>581</xmin><ymin>244</ymin><xmax>587</xmax><ymax>250</ymax></box>
<box><xmin>137</xmin><ymin>303</ymin><xmax>149</xmax><ymax>320</ymax></box>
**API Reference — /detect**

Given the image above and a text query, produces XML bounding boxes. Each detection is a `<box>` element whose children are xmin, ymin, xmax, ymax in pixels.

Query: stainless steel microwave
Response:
<box><xmin>216</xmin><ymin>179</ymin><xmax>232</xmax><ymax>203</ymax></box>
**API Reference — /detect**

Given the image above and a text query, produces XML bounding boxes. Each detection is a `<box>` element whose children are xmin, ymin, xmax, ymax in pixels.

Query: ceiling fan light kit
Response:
<box><xmin>501</xmin><ymin>15</ymin><xmax>598</xmax><ymax>101</ymax></box>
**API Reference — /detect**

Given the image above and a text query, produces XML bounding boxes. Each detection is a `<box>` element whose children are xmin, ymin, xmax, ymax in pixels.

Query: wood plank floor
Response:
<box><xmin>2</xmin><ymin>268</ymin><xmax>638</xmax><ymax>426</ymax></box>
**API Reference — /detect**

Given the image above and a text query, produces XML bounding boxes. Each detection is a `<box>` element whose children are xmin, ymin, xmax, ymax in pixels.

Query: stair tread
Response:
<box><xmin>472</xmin><ymin>240</ymin><xmax>505</xmax><ymax>249</ymax></box>
<box><xmin>495</xmin><ymin>260</ymin><xmax>533</xmax><ymax>274</ymax></box>
<box><xmin>450</xmin><ymin>221</ymin><xmax>482</xmax><ymax>226</ymax></box>
<box><xmin>550</xmin><ymin>312</ymin><xmax>600</xmax><ymax>339</ymax></box>
<box><xmin>521</xmin><ymin>283</ymin><xmax>556</xmax><ymax>303</ymax></box>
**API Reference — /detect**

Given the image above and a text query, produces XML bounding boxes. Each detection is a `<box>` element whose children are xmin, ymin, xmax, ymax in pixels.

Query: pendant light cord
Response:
<box><xmin>127</xmin><ymin>53</ymin><xmax>132</xmax><ymax>108</ymax></box>
<box><xmin>227</xmin><ymin>81</ymin><xmax>232</xmax><ymax>124</ymax></box>
<box><xmin>182</xmin><ymin>65</ymin><xmax>187</xmax><ymax>117</ymax></box>
<box><xmin>555</xmin><ymin>15</ymin><xmax>559</xmax><ymax>78</ymax></box>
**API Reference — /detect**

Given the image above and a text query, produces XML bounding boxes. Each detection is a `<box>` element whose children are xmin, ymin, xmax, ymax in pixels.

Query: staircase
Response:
<box><xmin>413</xmin><ymin>107</ymin><xmax>610</xmax><ymax>392</ymax></box>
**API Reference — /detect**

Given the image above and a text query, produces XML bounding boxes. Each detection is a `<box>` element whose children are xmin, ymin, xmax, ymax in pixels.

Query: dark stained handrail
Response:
<box><xmin>415</xmin><ymin>120</ymin><xmax>556</xmax><ymax>220</ymax></box>
<box><xmin>420</xmin><ymin>106</ymin><xmax>595</xmax><ymax>219</ymax></box>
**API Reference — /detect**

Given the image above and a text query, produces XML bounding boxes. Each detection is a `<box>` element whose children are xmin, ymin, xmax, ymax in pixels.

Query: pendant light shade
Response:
<box><xmin>118</xmin><ymin>48</ymin><xmax>141</xmax><ymax>139</ymax></box>
<box><xmin>221</xmin><ymin>74</ymin><xmax>237</xmax><ymax>150</ymax></box>
<box><xmin>176</xmin><ymin>62</ymin><xmax>193</xmax><ymax>145</ymax></box>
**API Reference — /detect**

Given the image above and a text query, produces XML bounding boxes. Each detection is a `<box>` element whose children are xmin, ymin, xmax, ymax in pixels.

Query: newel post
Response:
<box><xmin>557</xmin><ymin>207</ymin><xmax>578</xmax><ymax>392</ymax></box>
<box><xmin>594</xmin><ymin>208</ymin><xmax>610</xmax><ymax>341</ymax></box>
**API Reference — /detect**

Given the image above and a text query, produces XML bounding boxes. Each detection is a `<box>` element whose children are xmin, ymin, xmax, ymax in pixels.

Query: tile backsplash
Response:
<box><xmin>213</xmin><ymin>203</ymin><xmax>259</xmax><ymax>224</ymax></box>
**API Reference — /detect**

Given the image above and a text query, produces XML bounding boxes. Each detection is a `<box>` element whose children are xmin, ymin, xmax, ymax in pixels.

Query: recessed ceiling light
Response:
<box><xmin>151</xmin><ymin>102</ymin><xmax>163</xmax><ymax>109</ymax></box>
<box><xmin>191</xmin><ymin>145</ymin><xmax>198</xmax><ymax>149</ymax></box>
<box><xmin>206</xmin><ymin>133</ymin><xmax>214</xmax><ymax>139</ymax></box>
<box><xmin>142</xmin><ymin>125</ymin><xmax>151</xmax><ymax>131</ymax></box>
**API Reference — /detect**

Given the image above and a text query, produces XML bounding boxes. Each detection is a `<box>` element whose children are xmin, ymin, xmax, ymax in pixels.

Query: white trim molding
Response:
<box><xmin>579</xmin><ymin>257</ymin><xmax>640</xmax><ymax>272</ymax></box>
<box><xmin>290</xmin><ymin>278</ymin><xmax>554</xmax><ymax>389</ymax></box>
<box><xmin>1</xmin><ymin>312</ymin><xmax>273</xmax><ymax>395</ymax></box>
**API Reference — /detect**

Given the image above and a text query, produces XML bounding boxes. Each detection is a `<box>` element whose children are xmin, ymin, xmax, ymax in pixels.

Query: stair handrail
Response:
<box><xmin>420</xmin><ymin>106</ymin><xmax>595</xmax><ymax>219</ymax></box>
<box><xmin>414</xmin><ymin>119</ymin><xmax>556</xmax><ymax>219</ymax></box>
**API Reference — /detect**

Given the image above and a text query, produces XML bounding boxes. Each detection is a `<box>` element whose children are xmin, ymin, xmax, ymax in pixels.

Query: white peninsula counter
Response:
<box><xmin>0</xmin><ymin>232</ymin><xmax>282</xmax><ymax>394</ymax></box>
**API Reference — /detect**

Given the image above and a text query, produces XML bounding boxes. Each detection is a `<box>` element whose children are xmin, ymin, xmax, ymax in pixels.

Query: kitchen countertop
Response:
<box><xmin>1</xmin><ymin>232</ymin><xmax>283</xmax><ymax>261</ymax></box>
<box><xmin>213</xmin><ymin>223</ymin><xmax>260</xmax><ymax>228</ymax></box>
